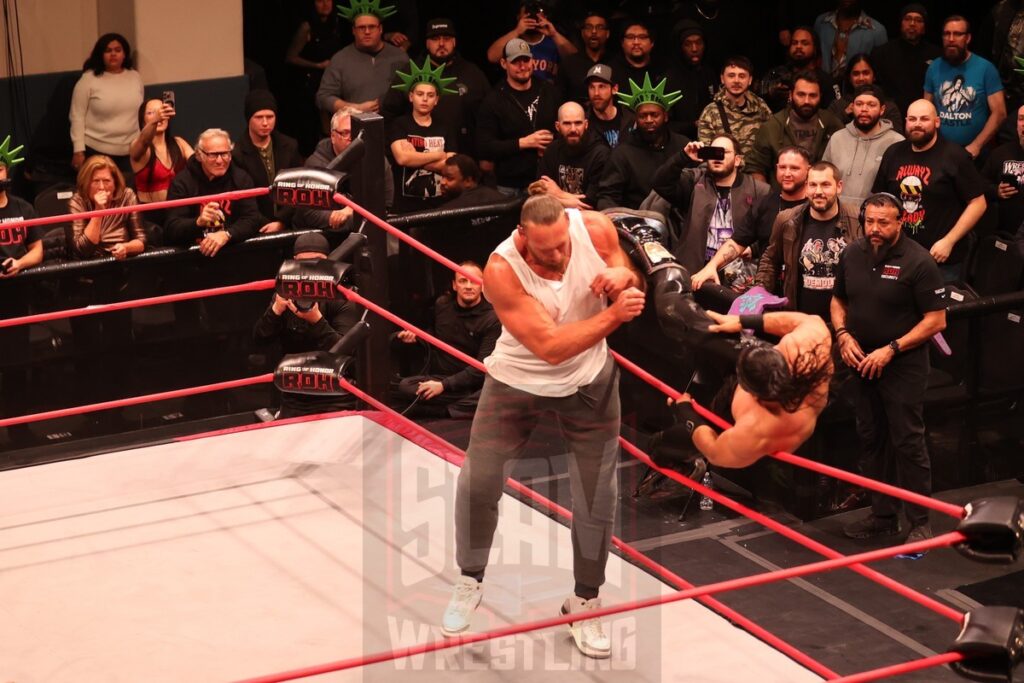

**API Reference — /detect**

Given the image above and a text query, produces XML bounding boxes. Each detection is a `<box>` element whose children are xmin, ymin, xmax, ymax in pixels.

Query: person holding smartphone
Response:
<box><xmin>129</xmin><ymin>96</ymin><xmax>194</xmax><ymax>217</ymax></box>
<box><xmin>981</xmin><ymin>102</ymin><xmax>1024</xmax><ymax>236</ymax></box>
<box><xmin>649</xmin><ymin>135</ymin><xmax>771</xmax><ymax>287</ymax></box>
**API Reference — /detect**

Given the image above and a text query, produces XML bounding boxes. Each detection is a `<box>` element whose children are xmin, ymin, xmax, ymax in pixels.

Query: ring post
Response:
<box><xmin>349</xmin><ymin>112</ymin><xmax>390</xmax><ymax>400</ymax></box>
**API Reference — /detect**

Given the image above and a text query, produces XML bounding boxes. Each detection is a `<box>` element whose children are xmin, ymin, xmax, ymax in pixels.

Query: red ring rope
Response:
<box><xmin>619</xmin><ymin>439</ymin><xmax>966</xmax><ymax>623</ymax></box>
<box><xmin>611</xmin><ymin>350</ymin><xmax>968</xmax><ymax>521</ymax></box>
<box><xmin>301</xmin><ymin>371</ymin><xmax>840</xmax><ymax>680</ymax></box>
<box><xmin>3</xmin><ymin>192</ymin><xmax>981</xmax><ymax>679</ymax></box>
<box><xmin>830</xmin><ymin>653</ymin><xmax>966</xmax><ymax>683</ymax></box>
<box><xmin>0</xmin><ymin>187</ymin><xmax>270</xmax><ymax>231</ymax></box>
<box><xmin>0</xmin><ymin>280</ymin><xmax>275</xmax><ymax>329</ymax></box>
<box><xmin>235</xmin><ymin>384</ymin><xmax>957</xmax><ymax>681</ymax></box>
<box><xmin>0</xmin><ymin>374</ymin><xmax>272</xmax><ymax>428</ymax></box>
<box><xmin>335</xmin><ymin>251</ymin><xmax>968</xmax><ymax>621</ymax></box>
<box><xmin>328</xmin><ymin>195</ymin><xmax>969</xmax><ymax>523</ymax></box>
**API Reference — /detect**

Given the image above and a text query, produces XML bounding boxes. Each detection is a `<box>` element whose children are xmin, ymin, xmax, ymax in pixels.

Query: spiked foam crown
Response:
<box><xmin>0</xmin><ymin>135</ymin><xmax>24</xmax><ymax>169</ymax></box>
<box><xmin>392</xmin><ymin>57</ymin><xmax>459</xmax><ymax>96</ymax></box>
<box><xmin>337</xmin><ymin>0</ymin><xmax>397</xmax><ymax>22</ymax></box>
<box><xmin>616</xmin><ymin>73</ymin><xmax>683</xmax><ymax>112</ymax></box>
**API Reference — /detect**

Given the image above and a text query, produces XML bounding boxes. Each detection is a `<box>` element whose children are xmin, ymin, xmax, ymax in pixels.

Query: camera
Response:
<box><xmin>696</xmin><ymin>146</ymin><xmax>727</xmax><ymax>161</ymax></box>
<box><xmin>523</xmin><ymin>1</ymin><xmax>544</xmax><ymax>20</ymax></box>
<box><xmin>294</xmin><ymin>299</ymin><xmax>316</xmax><ymax>312</ymax></box>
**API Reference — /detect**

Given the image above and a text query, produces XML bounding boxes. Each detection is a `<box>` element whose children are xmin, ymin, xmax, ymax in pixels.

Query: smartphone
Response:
<box><xmin>1000</xmin><ymin>172</ymin><xmax>1018</xmax><ymax>188</ymax></box>
<box><xmin>162</xmin><ymin>90</ymin><xmax>176</xmax><ymax>109</ymax></box>
<box><xmin>696</xmin><ymin>146</ymin><xmax>726</xmax><ymax>161</ymax></box>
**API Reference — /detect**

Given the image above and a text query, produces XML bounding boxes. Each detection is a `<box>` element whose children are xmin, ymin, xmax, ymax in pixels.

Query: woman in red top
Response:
<box><xmin>130</xmin><ymin>98</ymin><xmax>193</xmax><ymax>204</ymax></box>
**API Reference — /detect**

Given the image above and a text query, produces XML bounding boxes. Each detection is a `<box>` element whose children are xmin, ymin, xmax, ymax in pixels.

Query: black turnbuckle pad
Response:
<box><xmin>271</xmin><ymin>167</ymin><xmax>346</xmax><ymax>208</ymax></box>
<box><xmin>274</xmin><ymin>351</ymin><xmax>356</xmax><ymax>395</ymax></box>
<box><xmin>954</xmin><ymin>497</ymin><xmax>1024</xmax><ymax>564</ymax></box>
<box><xmin>948</xmin><ymin>606</ymin><xmax>1024</xmax><ymax>682</ymax></box>
<box><xmin>275</xmin><ymin>259</ymin><xmax>352</xmax><ymax>305</ymax></box>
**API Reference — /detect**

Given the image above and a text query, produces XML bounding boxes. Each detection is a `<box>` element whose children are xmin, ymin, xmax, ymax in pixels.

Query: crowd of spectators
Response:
<box><xmin>4</xmin><ymin>0</ymin><xmax>1024</xmax><ymax>430</ymax></box>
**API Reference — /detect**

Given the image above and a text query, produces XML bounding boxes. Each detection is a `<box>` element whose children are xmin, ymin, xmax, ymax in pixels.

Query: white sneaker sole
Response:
<box><xmin>440</xmin><ymin>592</ymin><xmax>482</xmax><ymax>638</ymax></box>
<box><xmin>561</xmin><ymin>607</ymin><xmax>611</xmax><ymax>659</ymax></box>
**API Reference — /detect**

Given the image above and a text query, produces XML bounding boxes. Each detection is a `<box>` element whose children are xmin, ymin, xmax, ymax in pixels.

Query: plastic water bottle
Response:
<box><xmin>699</xmin><ymin>472</ymin><xmax>714</xmax><ymax>511</ymax></box>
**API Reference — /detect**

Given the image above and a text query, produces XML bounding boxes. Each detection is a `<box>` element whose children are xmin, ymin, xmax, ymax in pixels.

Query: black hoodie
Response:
<box><xmin>596</xmin><ymin>126</ymin><xmax>689</xmax><ymax>210</ymax></box>
<box><xmin>537</xmin><ymin>130</ymin><xmax>611</xmax><ymax>207</ymax></box>
<box><xmin>476</xmin><ymin>78</ymin><xmax>559</xmax><ymax>189</ymax></box>
<box><xmin>164</xmin><ymin>156</ymin><xmax>261</xmax><ymax>247</ymax></box>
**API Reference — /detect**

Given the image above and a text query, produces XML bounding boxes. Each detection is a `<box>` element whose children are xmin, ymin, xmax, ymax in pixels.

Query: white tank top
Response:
<box><xmin>484</xmin><ymin>209</ymin><xmax>609</xmax><ymax>397</ymax></box>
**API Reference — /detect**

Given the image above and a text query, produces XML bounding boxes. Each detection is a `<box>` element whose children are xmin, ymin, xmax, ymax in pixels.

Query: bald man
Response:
<box><xmin>871</xmin><ymin>98</ymin><xmax>986</xmax><ymax>280</ymax></box>
<box><xmin>537</xmin><ymin>101</ymin><xmax>610</xmax><ymax>208</ymax></box>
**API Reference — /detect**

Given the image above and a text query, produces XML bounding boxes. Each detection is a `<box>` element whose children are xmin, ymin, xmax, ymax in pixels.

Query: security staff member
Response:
<box><xmin>830</xmin><ymin>193</ymin><xmax>946</xmax><ymax>543</ymax></box>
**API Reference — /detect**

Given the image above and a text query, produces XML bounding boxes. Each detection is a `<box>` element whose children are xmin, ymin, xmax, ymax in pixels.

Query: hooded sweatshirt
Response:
<box><xmin>822</xmin><ymin>120</ymin><xmax>904</xmax><ymax>205</ymax></box>
<box><xmin>537</xmin><ymin>130</ymin><xmax>610</xmax><ymax>207</ymax></box>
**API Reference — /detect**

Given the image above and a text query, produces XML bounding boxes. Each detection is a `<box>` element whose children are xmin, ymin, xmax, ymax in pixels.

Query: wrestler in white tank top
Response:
<box><xmin>484</xmin><ymin>208</ymin><xmax>609</xmax><ymax>397</ymax></box>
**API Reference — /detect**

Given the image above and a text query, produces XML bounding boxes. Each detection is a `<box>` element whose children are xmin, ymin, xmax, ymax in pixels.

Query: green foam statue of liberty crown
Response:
<box><xmin>392</xmin><ymin>57</ymin><xmax>459</xmax><ymax>96</ymax></box>
<box><xmin>337</xmin><ymin>0</ymin><xmax>397</xmax><ymax>22</ymax></box>
<box><xmin>616</xmin><ymin>73</ymin><xmax>683</xmax><ymax>112</ymax></box>
<box><xmin>0</xmin><ymin>135</ymin><xmax>25</xmax><ymax>168</ymax></box>
<box><xmin>1015</xmin><ymin>55</ymin><xmax>1024</xmax><ymax>75</ymax></box>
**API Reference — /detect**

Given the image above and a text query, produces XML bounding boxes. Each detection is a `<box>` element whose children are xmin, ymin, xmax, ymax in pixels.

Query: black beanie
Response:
<box><xmin>292</xmin><ymin>232</ymin><xmax>330</xmax><ymax>257</ymax></box>
<box><xmin>245</xmin><ymin>89</ymin><xmax>278</xmax><ymax>120</ymax></box>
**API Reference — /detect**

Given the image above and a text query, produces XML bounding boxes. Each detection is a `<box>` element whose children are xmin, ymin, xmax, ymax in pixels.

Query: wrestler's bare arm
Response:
<box><xmin>483</xmin><ymin>254</ymin><xmax>644</xmax><ymax>365</ymax></box>
<box><xmin>770</xmin><ymin>313</ymin><xmax>832</xmax><ymax>363</ymax></box>
<box><xmin>692</xmin><ymin>415</ymin><xmax>773</xmax><ymax>468</ymax></box>
<box><xmin>581</xmin><ymin>211</ymin><xmax>646</xmax><ymax>298</ymax></box>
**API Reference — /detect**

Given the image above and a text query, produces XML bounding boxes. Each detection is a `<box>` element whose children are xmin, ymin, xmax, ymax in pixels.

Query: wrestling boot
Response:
<box><xmin>440</xmin><ymin>576</ymin><xmax>482</xmax><ymax>637</ymax></box>
<box><xmin>560</xmin><ymin>595</ymin><xmax>611</xmax><ymax>659</ymax></box>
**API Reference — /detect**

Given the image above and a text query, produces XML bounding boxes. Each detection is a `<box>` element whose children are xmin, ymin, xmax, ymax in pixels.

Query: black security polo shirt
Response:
<box><xmin>833</xmin><ymin>234</ymin><xmax>945</xmax><ymax>350</ymax></box>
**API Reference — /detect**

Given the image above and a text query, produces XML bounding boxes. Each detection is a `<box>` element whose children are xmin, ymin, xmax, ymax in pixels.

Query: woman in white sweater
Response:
<box><xmin>69</xmin><ymin>33</ymin><xmax>144</xmax><ymax>177</ymax></box>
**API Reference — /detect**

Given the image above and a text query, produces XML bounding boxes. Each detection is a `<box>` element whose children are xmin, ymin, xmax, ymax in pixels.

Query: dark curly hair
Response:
<box><xmin>736</xmin><ymin>343</ymin><xmax>831</xmax><ymax>413</ymax></box>
<box><xmin>83</xmin><ymin>33</ymin><xmax>134</xmax><ymax>75</ymax></box>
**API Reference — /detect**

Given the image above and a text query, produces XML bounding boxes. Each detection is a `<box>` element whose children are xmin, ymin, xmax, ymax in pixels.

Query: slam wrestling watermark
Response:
<box><xmin>362</xmin><ymin>423</ymin><xmax>662</xmax><ymax>676</ymax></box>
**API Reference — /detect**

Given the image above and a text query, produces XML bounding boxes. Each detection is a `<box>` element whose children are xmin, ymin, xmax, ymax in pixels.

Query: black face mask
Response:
<box><xmin>0</xmin><ymin>179</ymin><xmax>12</xmax><ymax>192</ymax></box>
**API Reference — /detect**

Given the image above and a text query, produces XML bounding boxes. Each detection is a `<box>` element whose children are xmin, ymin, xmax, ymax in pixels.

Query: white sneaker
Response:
<box><xmin>560</xmin><ymin>595</ymin><xmax>611</xmax><ymax>659</ymax></box>
<box><xmin>440</xmin><ymin>576</ymin><xmax>482</xmax><ymax>637</ymax></box>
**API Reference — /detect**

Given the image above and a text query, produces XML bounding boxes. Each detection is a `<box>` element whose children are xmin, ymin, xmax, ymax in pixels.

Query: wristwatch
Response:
<box><xmin>888</xmin><ymin>340</ymin><xmax>901</xmax><ymax>354</ymax></box>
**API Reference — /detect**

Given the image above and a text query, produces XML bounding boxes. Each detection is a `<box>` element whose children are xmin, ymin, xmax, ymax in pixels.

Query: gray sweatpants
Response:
<box><xmin>454</xmin><ymin>354</ymin><xmax>621</xmax><ymax>592</ymax></box>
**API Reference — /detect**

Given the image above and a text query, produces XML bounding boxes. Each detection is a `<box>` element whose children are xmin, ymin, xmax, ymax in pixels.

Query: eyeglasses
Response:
<box><xmin>199</xmin><ymin>149</ymin><xmax>231</xmax><ymax>160</ymax></box>
<box><xmin>331</xmin><ymin>129</ymin><xmax>352</xmax><ymax>139</ymax></box>
<box><xmin>624</xmin><ymin>33</ymin><xmax>650</xmax><ymax>41</ymax></box>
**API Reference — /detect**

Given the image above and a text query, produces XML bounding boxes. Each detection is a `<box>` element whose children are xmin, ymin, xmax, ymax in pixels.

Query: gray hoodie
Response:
<box><xmin>822</xmin><ymin>120</ymin><xmax>904</xmax><ymax>206</ymax></box>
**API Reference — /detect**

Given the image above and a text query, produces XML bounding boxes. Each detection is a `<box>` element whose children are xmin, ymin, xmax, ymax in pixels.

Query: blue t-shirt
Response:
<box><xmin>924</xmin><ymin>54</ymin><xmax>1003</xmax><ymax>146</ymax></box>
<box><xmin>528</xmin><ymin>35</ymin><xmax>559</xmax><ymax>81</ymax></box>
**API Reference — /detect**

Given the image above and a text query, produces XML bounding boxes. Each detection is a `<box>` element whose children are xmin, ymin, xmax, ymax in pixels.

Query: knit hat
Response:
<box><xmin>245</xmin><ymin>89</ymin><xmax>278</xmax><ymax>120</ymax></box>
<box><xmin>293</xmin><ymin>232</ymin><xmax>330</xmax><ymax>257</ymax></box>
<box><xmin>674</xmin><ymin>19</ymin><xmax>704</xmax><ymax>42</ymax></box>
<box><xmin>899</xmin><ymin>3</ymin><xmax>927</xmax><ymax>21</ymax></box>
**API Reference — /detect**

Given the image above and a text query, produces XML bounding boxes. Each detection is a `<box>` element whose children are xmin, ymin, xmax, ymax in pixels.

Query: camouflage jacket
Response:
<box><xmin>696</xmin><ymin>88</ymin><xmax>773</xmax><ymax>156</ymax></box>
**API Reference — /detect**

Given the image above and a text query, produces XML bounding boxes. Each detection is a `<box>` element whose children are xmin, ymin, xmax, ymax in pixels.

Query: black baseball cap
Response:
<box><xmin>426</xmin><ymin>18</ymin><xmax>456</xmax><ymax>38</ymax></box>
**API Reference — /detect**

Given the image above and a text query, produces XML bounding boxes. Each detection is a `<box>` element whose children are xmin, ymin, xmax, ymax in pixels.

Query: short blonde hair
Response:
<box><xmin>75</xmin><ymin>154</ymin><xmax>126</xmax><ymax>201</ymax></box>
